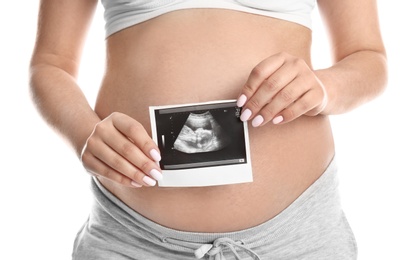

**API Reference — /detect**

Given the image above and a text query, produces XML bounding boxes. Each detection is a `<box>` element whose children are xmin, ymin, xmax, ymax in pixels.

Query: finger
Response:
<box><xmin>111</xmin><ymin>113</ymin><xmax>162</xmax><ymax>162</ymax></box>
<box><xmin>273</xmin><ymin>90</ymin><xmax>322</xmax><ymax>124</ymax></box>
<box><xmin>240</xmin><ymin>60</ymin><xmax>298</xmax><ymax>122</ymax></box>
<box><xmin>251</xmin><ymin>77</ymin><xmax>310</xmax><ymax>127</ymax></box>
<box><xmin>102</xmin><ymin>129</ymin><xmax>163</xmax><ymax>181</ymax></box>
<box><xmin>88</xmin><ymin>139</ymin><xmax>157</xmax><ymax>187</ymax></box>
<box><xmin>237</xmin><ymin>53</ymin><xmax>287</xmax><ymax>107</ymax></box>
<box><xmin>249</xmin><ymin>65</ymin><xmax>298</xmax><ymax>114</ymax></box>
<box><xmin>81</xmin><ymin>151</ymin><xmax>142</xmax><ymax>188</ymax></box>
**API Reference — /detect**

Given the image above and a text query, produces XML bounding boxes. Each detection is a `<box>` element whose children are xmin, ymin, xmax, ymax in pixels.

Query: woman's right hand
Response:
<box><xmin>80</xmin><ymin>112</ymin><xmax>163</xmax><ymax>188</ymax></box>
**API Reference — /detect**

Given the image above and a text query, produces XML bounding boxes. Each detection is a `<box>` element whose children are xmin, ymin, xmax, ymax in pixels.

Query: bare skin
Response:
<box><xmin>30</xmin><ymin>0</ymin><xmax>387</xmax><ymax>233</ymax></box>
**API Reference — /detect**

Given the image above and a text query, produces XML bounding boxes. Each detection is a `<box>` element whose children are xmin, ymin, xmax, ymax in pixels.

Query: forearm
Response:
<box><xmin>30</xmin><ymin>63</ymin><xmax>100</xmax><ymax>157</ymax></box>
<box><xmin>316</xmin><ymin>50</ymin><xmax>388</xmax><ymax>115</ymax></box>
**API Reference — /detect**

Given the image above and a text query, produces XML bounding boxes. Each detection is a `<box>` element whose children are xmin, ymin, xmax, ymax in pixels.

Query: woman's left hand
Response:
<box><xmin>236</xmin><ymin>52</ymin><xmax>328</xmax><ymax>127</ymax></box>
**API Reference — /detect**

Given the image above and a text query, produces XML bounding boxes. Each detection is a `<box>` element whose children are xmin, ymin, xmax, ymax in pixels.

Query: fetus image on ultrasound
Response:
<box><xmin>173</xmin><ymin>112</ymin><xmax>230</xmax><ymax>153</ymax></box>
<box><xmin>151</xmin><ymin>101</ymin><xmax>247</xmax><ymax>170</ymax></box>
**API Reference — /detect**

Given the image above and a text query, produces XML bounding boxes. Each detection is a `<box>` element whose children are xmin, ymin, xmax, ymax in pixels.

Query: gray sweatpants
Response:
<box><xmin>72</xmin><ymin>157</ymin><xmax>357</xmax><ymax>260</ymax></box>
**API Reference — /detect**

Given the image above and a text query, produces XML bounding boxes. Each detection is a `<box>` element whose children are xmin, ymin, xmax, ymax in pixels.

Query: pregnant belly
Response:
<box><xmin>93</xmin><ymin>9</ymin><xmax>335</xmax><ymax>232</ymax></box>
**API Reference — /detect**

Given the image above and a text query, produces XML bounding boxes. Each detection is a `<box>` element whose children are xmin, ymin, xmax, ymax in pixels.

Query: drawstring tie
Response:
<box><xmin>194</xmin><ymin>237</ymin><xmax>261</xmax><ymax>260</ymax></box>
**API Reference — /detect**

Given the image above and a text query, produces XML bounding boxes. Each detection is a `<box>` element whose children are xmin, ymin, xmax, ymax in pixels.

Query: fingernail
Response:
<box><xmin>150</xmin><ymin>149</ymin><xmax>161</xmax><ymax>162</ymax></box>
<box><xmin>240</xmin><ymin>109</ymin><xmax>252</xmax><ymax>121</ymax></box>
<box><xmin>131</xmin><ymin>181</ymin><xmax>142</xmax><ymax>188</ymax></box>
<box><xmin>252</xmin><ymin>115</ymin><xmax>264</xmax><ymax>127</ymax></box>
<box><xmin>149</xmin><ymin>169</ymin><xmax>163</xmax><ymax>181</ymax></box>
<box><xmin>272</xmin><ymin>116</ymin><xmax>284</xmax><ymax>124</ymax></box>
<box><xmin>237</xmin><ymin>94</ymin><xmax>247</xmax><ymax>107</ymax></box>
<box><xmin>143</xmin><ymin>176</ymin><xmax>156</xmax><ymax>186</ymax></box>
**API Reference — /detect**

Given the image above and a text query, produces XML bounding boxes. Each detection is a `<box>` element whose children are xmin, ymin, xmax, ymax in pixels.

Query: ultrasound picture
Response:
<box><xmin>151</xmin><ymin>101</ymin><xmax>247</xmax><ymax>170</ymax></box>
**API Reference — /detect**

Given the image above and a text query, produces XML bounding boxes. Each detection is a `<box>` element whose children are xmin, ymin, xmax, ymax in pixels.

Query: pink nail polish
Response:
<box><xmin>237</xmin><ymin>94</ymin><xmax>247</xmax><ymax>107</ymax></box>
<box><xmin>143</xmin><ymin>176</ymin><xmax>156</xmax><ymax>186</ymax></box>
<box><xmin>252</xmin><ymin>115</ymin><xmax>264</xmax><ymax>127</ymax></box>
<box><xmin>150</xmin><ymin>149</ymin><xmax>161</xmax><ymax>162</ymax></box>
<box><xmin>149</xmin><ymin>169</ymin><xmax>163</xmax><ymax>181</ymax></box>
<box><xmin>240</xmin><ymin>109</ymin><xmax>252</xmax><ymax>122</ymax></box>
<box><xmin>272</xmin><ymin>116</ymin><xmax>284</xmax><ymax>124</ymax></box>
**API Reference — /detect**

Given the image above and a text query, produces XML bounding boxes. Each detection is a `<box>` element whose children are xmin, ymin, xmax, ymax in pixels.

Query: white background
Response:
<box><xmin>1</xmin><ymin>1</ymin><xmax>400</xmax><ymax>259</ymax></box>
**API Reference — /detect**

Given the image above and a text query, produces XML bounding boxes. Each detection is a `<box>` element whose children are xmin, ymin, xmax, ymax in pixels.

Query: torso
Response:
<box><xmin>95</xmin><ymin>9</ymin><xmax>335</xmax><ymax>232</ymax></box>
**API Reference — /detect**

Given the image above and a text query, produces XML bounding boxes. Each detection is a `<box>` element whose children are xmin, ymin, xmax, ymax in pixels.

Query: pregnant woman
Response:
<box><xmin>30</xmin><ymin>0</ymin><xmax>387</xmax><ymax>259</ymax></box>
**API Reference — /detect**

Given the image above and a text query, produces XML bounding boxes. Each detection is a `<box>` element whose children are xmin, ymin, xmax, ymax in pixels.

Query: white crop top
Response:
<box><xmin>101</xmin><ymin>0</ymin><xmax>316</xmax><ymax>37</ymax></box>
